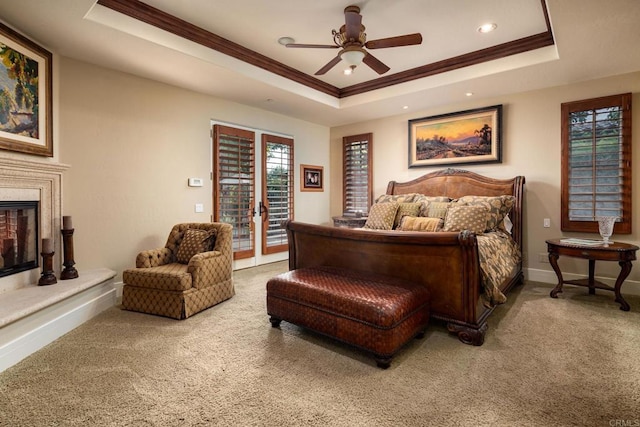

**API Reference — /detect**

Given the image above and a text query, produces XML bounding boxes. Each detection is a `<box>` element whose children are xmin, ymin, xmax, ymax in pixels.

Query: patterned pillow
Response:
<box><xmin>427</xmin><ymin>202</ymin><xmax>452</xmax><ymax>219</ymax></box>
<box><xmin>413</xmin><ymin>195</ymin><xmax>450</xmax><ymax>217</ymax></box>
<box><xmin>393</xmin><ymin>202</ymin><xmax>422</xmax><ymax>228</ymax></box>
<box><xmin>399</xmin><ymin>216</ymin><xmax>442</xmax><ymax>232</ymax></box>
<box><xmin>454</xmin><ymin>195</ymin><xmax>516</xmax><ymax>231</ymax></box>
<box><xmin>375</xmin><ymin>193</ymin><xmax>419</xmax><ymax>204</ymax></box>
<box><xmin>442</xmin><ymin>205</ymin><xmax>488</xmax><ymax>234</ymax></box>
<box><xmin>175</xmin><ymin>228</ymin><xmax>217</xmax><ymax>264</ymax></box>
<box><xmin>363</xmin><ymin>202</ymin><xmax>399</xmax><ymax>230</ymax></box>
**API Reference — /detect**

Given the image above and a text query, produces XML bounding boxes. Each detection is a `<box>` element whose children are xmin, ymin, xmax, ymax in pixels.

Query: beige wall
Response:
<box><xmin>58</xmin><ymin>57</ymin><xmax>330</xmax><ymax>280</ymax></box>
<box><xmin>330</xmin><ymin>71</ymin><xmax>640</xmax><ymax>290</ymax></box>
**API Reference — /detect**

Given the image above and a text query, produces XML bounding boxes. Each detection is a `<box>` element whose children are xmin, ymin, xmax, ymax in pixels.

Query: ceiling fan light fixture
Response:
<box><xmin>278</xmin><ymin>36</ymin><xmax>295</xmax><ymax>46</ymax></box>
<box><xmin>340</xmin><ymin>49</ymin><xmax>366</xmax><ymax>67</ymax></box>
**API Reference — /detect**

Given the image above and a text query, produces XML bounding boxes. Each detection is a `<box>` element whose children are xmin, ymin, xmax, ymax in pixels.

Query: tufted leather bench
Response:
<box><xmin>266</xmin><ymin>266</ymin><xmax>430</xmax><ymax>368</ymax></box>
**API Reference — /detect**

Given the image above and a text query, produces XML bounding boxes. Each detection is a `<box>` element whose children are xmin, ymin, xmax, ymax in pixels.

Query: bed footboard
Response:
<box><xmin>284</xmin><ymin>220</ymin><xmax>491</xmax><ymax>344</ymax></box>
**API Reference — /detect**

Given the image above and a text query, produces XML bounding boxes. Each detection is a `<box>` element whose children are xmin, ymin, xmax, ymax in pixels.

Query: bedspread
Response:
<box><xmin>477</xmin><ymin>231</ymin><xmax>521</xmax><ymax>307</ymax></box>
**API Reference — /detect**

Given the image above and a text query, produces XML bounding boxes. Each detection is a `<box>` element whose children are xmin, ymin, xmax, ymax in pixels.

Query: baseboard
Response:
<box><xmin>525</xmin><ymin>267</ymin><xmax>640</xmax><ymax>296</ymax></box>
<box><xmin>0</xmin><ymin>274</ymin><xmax>116</xmax><ymax>373</ymax></box>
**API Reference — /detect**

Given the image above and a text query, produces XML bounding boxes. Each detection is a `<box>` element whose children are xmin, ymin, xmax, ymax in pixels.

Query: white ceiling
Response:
<box><xmin>0</xmin><ymin>0</ymin><xmax>639</xmax><ymax>127</ymax></box>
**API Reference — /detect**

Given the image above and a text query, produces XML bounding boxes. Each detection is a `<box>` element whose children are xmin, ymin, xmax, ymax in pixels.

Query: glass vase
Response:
<box><xmin>596</xmin><ymin>216</ymin><xmax>617</xmax><ymax>245</ymax></box>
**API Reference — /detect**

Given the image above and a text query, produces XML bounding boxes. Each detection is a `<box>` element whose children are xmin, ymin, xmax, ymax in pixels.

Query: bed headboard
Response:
<box><xmin>386</xmin><ymin>168</ymin><xmax>526</xmax><ymax>249</ymax></box>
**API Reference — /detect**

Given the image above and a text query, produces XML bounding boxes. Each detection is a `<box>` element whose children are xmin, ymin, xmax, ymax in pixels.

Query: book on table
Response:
<box><xmin>559</xmin><ymin>238</ymin><xmax>606</xmax><ymax>246</ymax></box>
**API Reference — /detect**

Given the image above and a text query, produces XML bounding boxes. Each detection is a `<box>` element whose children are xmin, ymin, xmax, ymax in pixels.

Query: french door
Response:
<box><xmin>212</xmin><ymin>124</ymin><xmax>293</xmax><ymax>268</ymax></box>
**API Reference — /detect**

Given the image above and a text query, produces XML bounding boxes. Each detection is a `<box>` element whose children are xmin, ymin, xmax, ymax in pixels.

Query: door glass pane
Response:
<box><xmin>214</xmin><ymin>125</ymin><xmax>255</xmax><ymax>260</ymax></box>
<box><xmin>262</xmin><ymin>135</ymin><xmax>293</xmax><ymax>255</ymax></box>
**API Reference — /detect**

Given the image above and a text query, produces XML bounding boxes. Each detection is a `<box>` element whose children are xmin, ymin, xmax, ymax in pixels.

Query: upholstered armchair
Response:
<box><xmin>122</xmin><ymin>222</ymin><xmax>234</xmax><ymax>319</ymax></box>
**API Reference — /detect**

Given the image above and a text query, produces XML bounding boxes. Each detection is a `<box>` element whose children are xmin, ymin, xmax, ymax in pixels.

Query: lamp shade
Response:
<box><xmin>340</xmin><ymin>49</ymin><xmax>366</xmax><ymax>67</ymax></box>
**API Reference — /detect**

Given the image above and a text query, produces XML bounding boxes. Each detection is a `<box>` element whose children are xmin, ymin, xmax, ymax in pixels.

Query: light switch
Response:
<box><xmin>543</xmin><ymin>218</ymin><xmax>550</xmax><ymax>228</ymax></box>
<box><xmin>195</xmin><ymin>203</ymin><xmax>204</xmax><ymax>213</ymax></box>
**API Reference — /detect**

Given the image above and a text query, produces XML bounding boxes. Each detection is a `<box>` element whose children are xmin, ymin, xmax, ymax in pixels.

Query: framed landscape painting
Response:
<box><xmin>0</xmin><ymin>22</ymin><xmax>53</xmax><ymax>157</ymax></box>
<box><xmin>408</xmin><ymin>105</ymin><xmax>502</xmax><ymax>168</ymax></box>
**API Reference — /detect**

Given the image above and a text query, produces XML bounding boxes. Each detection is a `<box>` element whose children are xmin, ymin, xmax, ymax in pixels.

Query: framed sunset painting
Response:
<box><xmin>408</xmin><ymin>105</ymin><xmax>502</xmax><ymax>168</ymax></box>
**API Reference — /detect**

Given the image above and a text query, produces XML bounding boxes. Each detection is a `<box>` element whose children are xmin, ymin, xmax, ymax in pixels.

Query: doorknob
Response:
<box><xmin>259</xmin><ymin>201</ymin><xmax>269</xmax><ymax>221</ymax></box>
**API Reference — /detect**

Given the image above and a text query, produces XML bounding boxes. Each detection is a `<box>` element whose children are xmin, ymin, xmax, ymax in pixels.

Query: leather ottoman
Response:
<box><xmin>266</xmin><ymin>266</ymin><xmax>430</xmax><ymax>368</ymax></box>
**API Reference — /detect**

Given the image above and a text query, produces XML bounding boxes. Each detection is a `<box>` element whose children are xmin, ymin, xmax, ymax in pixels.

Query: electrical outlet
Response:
<box><xmin>538</xmin><ymin>253</ymin><xmax>549</xmax><ymax>263</ymax></box>
<box><xmin>195</xmin><ymin>203</ymin><xmax>204</xmax><ymax>213</ymax></box>
<box><xmin>543</xmin><ymin>218</ymin><xmax>551</xmax><ymax>228</ymax></box>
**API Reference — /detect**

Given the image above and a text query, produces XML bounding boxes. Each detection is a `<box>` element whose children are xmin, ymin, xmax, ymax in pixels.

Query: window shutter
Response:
<box><xmin>561</xmin><ymin>93</ymin><xmax>632</xmax><ymax>233</ymax></box>
<box><xmin>262</xmin><ymin>134</ymin><xmax>294</xmax><ymax>255</ymax></box>
<box><xmin>343</xmin><ymin>133</ymin><xmax>373</xmax><ymax>214</ymax></box>
<box><xmin>213</xmin><ymin>124</ymin><xmax>256</xmax><ymax>259</ymax></box>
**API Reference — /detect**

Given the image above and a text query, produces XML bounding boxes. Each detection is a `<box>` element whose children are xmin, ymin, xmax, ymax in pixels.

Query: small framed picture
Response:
<box><xmin>301</xmin><ymin>164</ymin><xmax>323</xmax><ymax>192</ymax></box>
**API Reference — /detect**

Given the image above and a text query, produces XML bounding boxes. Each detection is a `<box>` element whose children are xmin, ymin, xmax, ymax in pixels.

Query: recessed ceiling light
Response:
<box><xmin>278</xmin><ymin>36</ymin><xmax>295</xmax><ymax>46</ymax></box>
<box><xmin>402</xmin><ymin>105</ymin><xmax>409</xmax><ymax>109</ymax></box>
<box><xmin>466</xmin><ymin>92</ymin><xmax>474</xmax><ymax>97</ymax></box>
<box><xmin>477</xmin><ymin>23</ymin><xmax>497</xmax><ymax>33</ymax></box>
<box><xmin>343</xmin><ymin>68</ymin><xmax>353</xmax><ymax>75</ymax></box>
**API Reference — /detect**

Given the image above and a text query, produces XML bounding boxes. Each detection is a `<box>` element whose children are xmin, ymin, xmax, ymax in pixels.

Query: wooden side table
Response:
<box><xmin>546</xmin><ymin>239</ymin><xmax>638</xmax><ymax>311</ymax></box>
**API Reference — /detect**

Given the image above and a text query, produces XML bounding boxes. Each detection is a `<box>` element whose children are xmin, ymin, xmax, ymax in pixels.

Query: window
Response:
<box><xmin>561</xmin><ymin>93</ymin><xmax>632</xmax><ymax>233</ymax></box>
<box><xmin>343</xmin><ymin>133</ymin><xmax>373</xmax><ymax>214</ymax></box>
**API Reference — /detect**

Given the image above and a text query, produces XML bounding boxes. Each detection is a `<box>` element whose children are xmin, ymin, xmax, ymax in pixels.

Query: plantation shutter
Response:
<box><xmin>261</xmin><ymin>134</ymin><xmax>294</xmax><ymax>255</ymax></box>
<box><xmin>561</xmin><ymin>93</ymin><xmax>632</xmax><ymax>233</ymax></box>
<box><xmin>343</xmin><ymin>133</ymin><xmax>373</xmax><ymax>214</ymax></box>
<box><xmin>213</xmin><ymin>124</ymin><xmax>255</xmax><ymax>259</ymax></box>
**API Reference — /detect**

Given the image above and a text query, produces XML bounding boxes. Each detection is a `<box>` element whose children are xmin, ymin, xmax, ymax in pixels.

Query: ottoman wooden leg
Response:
<box><xmin>269</xmin><ymin>316</ymin><xmax>282</xmax><ymax>328</ymax></box>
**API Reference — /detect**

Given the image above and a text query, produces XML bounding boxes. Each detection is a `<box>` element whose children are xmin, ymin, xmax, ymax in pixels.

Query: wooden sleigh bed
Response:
<box><xmin>283</xmin><ymin>168</ymin><xmax>525</xmax><ymax>345</ymax></box>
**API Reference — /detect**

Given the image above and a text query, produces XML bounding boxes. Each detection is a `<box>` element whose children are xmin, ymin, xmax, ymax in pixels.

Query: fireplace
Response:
<box><xmin>0</xmin><ymin>201</ymin><xmax>39</xmax><ymax>278</ymax></box>
<box><xmin>0</xmin><ymin>157</ymin><xmax>68</xmax><ymax>292</ymax></box>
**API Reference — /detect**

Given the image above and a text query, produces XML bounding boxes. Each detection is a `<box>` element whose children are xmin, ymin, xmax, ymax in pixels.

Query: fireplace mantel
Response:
<box><xmin>0</xmin><ymin>157</ymin><xmax>70</xmax><ymax>291</ymax></box>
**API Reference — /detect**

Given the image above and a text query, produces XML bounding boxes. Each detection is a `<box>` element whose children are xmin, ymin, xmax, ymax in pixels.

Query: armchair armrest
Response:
<box><xmin>136</xmin><ymin>247</ymin><xmax>174</xmax><ymax>268</ymax></box>
<box><xmin>188</xmin><ymin>250</ymin><xmax>232</xmax><ymax>289</ymax></box>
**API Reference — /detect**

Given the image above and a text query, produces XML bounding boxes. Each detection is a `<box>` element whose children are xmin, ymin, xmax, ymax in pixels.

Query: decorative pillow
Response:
<box><xmin>175</xmin><ymin>228</ymin><xmax>217</xmax><ymax>264</ymax></box>
<box><xmin>427</xmin><ymin>202</ymin><xmax>452</xmax><ymax>219</ymax></box>
<box><xmin>442</xmin><ymin>205</ymin><xmax>488</xmax><ymax>234</ymax></box>
<box><xmin>454</xmin><ymin>195</ymin><xmax>516</xmax><ymax>231</ymax></box>
<box><xmin>393</xmin><ymin>202</ymin><xmax>422</xmax><ymax>228</ymax></box>
<box><xmin>363</xmin><ymin>202</ymin><xmax>399</xmax><ymax>230</ymax></box>
<box><xmin>413</xmin><ymin>195</ymin><xmax>450</xmax><ymax>217</ymax></box>
<box><xmin>375</xmin><ymin>193</ymin><xmax>420</xmax><ymax>204</ymax></box>
<box><xmin>399</xmin><ymin>216</ymin><xmax>442</xmax><ymax>232</ymax></box>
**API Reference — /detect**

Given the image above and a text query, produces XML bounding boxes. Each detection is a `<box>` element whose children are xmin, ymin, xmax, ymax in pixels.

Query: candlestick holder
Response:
<box><xmin>61</xmin><ymin>228</ymin><xmax>79</xmax><ymax>280</ymax></box>
<box><xmin>38</xmin><ymin>250</ymin><xmax>57</xmax><ymax>286</ymax></box>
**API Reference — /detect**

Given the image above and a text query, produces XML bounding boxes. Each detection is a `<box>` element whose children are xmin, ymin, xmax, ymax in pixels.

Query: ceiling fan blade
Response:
<box><xmin>365</xmin><ymin>33</ymin><xmax>423</xmax><ymax>49</ymax></box>
<box><xmin>344</xmin><ymin>6</ymin><xmax>362</xmax><ymax>41</ymax></box>
<box><xmin>286</xmin><ymin>43</ymin><xmax>339</xmax><ymax>49</ymax></box>
<box><xmin>315</xmin><ymin>55</ymin><xmax>342</xmax><ymax>75</ymax></box>
<box><xmin>362</xmin><ymin>52</ymin><xmax>390</xmax><ymax>75</ymax></box>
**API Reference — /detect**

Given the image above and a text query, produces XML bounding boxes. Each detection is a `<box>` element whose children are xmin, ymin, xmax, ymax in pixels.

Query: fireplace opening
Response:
<box><xmin>0</xmin><ymin>201</ymin><xmax>39</xmax><ymax>278</ymax></box>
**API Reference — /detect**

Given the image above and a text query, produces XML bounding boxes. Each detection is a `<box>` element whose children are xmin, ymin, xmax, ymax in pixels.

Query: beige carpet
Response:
<box><xmin>1</xmin><ymin>261</ymin><xmax>639</xmax><ymax>426</ymax></box>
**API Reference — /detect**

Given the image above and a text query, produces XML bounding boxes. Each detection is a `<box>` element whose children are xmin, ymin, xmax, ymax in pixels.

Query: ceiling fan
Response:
<box><xmin>285</xmin><ymin>5</ymin><xmax>423</xmax><ymax>76</ymax></box>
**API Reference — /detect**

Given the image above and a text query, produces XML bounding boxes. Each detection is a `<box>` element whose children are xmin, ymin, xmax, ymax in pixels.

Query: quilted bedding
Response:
<box><xmin>477</xmin><ymin>231</ymin><xmax>522</xmax><ymax>307</ymax></box>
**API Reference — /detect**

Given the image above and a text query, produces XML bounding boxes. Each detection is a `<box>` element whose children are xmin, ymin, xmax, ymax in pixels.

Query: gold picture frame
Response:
<box><xmin>0</xmin><ymin>22</ymin><xmax>53</xmax><ymax>157</ymax></box>
<box><xmin>301</xmin><ymin>164</ymin><xmax>323</xmax><ymax>192</ymax></box>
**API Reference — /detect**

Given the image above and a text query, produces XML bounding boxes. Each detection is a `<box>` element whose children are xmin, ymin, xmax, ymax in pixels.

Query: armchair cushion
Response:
<box><xmin>123</xmin><ymin>263</ymin><xmax>192</xmax><ymax>291</ymax></box>
<box><xmin>176</xmin><ymin>228</ymin><xmax>216</xmax><ymax>264</ymax></box>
